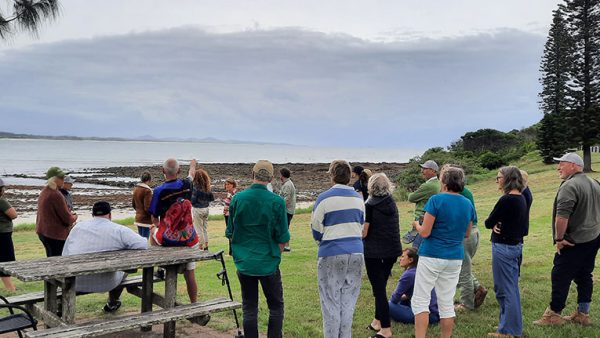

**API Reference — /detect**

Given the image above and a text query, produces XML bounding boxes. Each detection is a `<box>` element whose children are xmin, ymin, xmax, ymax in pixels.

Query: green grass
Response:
<box><xmin>4</xmin><ymin>152</ymin><xmax>600</xmax><ymax>337</ymax></box>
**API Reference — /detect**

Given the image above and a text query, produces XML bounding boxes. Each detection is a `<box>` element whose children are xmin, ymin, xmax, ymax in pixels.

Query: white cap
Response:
<box><xmin>419</xmin><ymin>160</ymin><xmax>439</xmax><ymax>172</ymax></box>
<box><xmin>553</xmin><ymin>153</ymin><xmax>584</xmax><ymax>167</ymax></box>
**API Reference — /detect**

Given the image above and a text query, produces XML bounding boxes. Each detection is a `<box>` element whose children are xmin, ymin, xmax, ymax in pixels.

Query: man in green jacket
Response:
<box><xmin>402</xmin><ymin>160</ymin><xmax>440</xmax><ymax>249</ymax></box>
<box><xmin>226</xmin><ymin>160</ymin><xmax>290</xmax><ymax>338</ymax></box>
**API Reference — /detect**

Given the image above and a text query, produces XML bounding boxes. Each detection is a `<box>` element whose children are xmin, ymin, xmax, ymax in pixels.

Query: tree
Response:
<box><xmin>538</xmin><ymin>113</ymin><xmax>567</xmax><ymax>163</ymax></box>
<box><xmin>538</xmin><ymin>5</ymin><xmax>573</xmax><ymax>163</ymax></box>
<box><xmin>0</xmin><ymin>0</ymin><xmax>60</xmax><ymax>40</ymax></box>
<box><xmin>563</xmin><ymin>0</ymin><xmax>600</xmax><ymax>172</ymax></box>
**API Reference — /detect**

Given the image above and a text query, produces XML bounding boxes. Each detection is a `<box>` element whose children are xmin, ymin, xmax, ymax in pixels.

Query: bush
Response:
<box><xmin>479</xmin><ymin>151</ymin><xmax>506</xmax><ymax>170</ymax></box>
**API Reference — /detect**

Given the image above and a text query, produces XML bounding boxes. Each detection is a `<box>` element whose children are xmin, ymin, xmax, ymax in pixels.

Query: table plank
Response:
<box><xmin>0</xmin><ymin>247</ymin><xmax>217</xmax><ymax>281</ymax></box>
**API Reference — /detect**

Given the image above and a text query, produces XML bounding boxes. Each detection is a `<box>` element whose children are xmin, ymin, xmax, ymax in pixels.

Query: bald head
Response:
<box><xmin>163</xmin><ymin>158</ymin><xmax>180</xmax><ymax>179</ymax></box>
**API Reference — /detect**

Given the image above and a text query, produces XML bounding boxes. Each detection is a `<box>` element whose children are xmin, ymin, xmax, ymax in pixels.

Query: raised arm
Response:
<box><xmin>188</xmin><ymin>159</ymin><xmax>197</xmax><ymax>178</ymax></box>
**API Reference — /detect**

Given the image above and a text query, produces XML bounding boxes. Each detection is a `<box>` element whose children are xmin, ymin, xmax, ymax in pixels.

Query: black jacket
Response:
<box><xmin>363</xmin><ymin>195</ymin><xmax>402</xmax><ymax>258</ymax></box>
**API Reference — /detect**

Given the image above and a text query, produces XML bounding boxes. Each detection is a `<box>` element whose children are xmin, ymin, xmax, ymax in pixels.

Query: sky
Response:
<box><xmin>0</xmin><ymin>0</ymin><xmax>562</xmax><ymax>149</ymax></box>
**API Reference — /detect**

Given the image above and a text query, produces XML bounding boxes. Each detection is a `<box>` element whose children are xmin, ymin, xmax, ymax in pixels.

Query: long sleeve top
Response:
<box><xmin>390</xmin><ymin>267</ymin><xmax>439</xmax><ymax>314</ymax></box>
<box><xmin>485</xmin><ymin>194</ymin><xmax>527</xmax><ymax>245</ymax></box>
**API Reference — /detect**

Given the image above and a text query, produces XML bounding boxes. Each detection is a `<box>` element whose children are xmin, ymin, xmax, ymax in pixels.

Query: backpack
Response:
<box><xmin>153</xmin><ymin>198</ymin><xmax>199</xmax><ymax>247</ymax></box>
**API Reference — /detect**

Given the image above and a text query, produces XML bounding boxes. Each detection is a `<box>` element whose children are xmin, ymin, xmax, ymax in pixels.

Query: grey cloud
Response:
<box><xmin>0</xmin><ymin>27</ymin><xmax>544</xmax><ymax>148</ymax></box>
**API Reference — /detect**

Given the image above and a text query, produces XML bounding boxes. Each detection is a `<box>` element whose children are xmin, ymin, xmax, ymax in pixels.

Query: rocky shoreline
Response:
<box><xmin>4</xmin><ymin>162</ymin><xmax>407</xmax><ymax>223</ymax></box>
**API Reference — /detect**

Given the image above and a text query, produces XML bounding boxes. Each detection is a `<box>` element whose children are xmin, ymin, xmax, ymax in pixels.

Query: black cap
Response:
<box><xmin>92</xmin><ymin>201</ymin><xmax>111</xmax><ymax>216</ymax></box>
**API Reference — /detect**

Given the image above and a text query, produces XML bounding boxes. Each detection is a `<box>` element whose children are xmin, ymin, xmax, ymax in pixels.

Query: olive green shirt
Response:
<box><xmin>459</xmin><ymin>186</ymin><xmax>478</xmax><ymax>226</ymax></box>
<box><xmin>553</xmin><ymin>172</ymin><xmax>600</xmax><ymax>244</ymax></box>
<box><xmin>226</xmin><ymin>184</ymin><xmax>290</xmax><ymax>276</ymax></box>
<box><xmin>408</xmin><ymin>177</ymin><xmax>440</xmax><ymax>220</ymax></box>
<box><xmin>0</xmin><ymin>198</ymin><xmax>14</xmax><ymax>233</ymax></box>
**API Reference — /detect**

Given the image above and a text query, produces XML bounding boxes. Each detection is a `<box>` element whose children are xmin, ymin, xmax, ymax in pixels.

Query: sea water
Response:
<box><xmin>0</xmin><ymin>138</ymin><xmax>420</xmax><ymax>176</ymax></box>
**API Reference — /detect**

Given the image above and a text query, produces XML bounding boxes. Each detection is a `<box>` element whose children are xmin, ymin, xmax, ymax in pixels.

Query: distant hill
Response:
<box><xmin>0</xmin><ymin>131</ymin><xmax>289</xmax><ymax>146</ymax></box>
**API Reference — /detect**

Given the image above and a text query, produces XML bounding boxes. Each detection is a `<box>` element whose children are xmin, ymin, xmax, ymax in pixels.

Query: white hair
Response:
<box><xmin>163</xmin><ymin>158</ymin><xmax>180</xmax><ymax>176</ymax></box>
<box><xmin>368</xmin><ymin>173</ymin><xmax>394</xmax><ymax>197</ymax></box>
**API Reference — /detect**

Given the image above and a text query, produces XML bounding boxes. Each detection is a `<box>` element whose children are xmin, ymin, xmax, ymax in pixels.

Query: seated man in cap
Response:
<box><xmin>36</xmin><ymin>166</ymin><xmax>78</xmax><ymax>257</ymax></box>
<box><xmin>62</xmin><ymin>201</ymin><xmax>148</xmax><ymax>312</ymax></box>
<box><xmin>402</xmin><ymin>160</ymin><xmax>440</xmax><ymax>249</ymax></box>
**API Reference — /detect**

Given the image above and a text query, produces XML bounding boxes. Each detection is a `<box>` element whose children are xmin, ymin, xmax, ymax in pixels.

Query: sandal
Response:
<box><xmin>366</xmin><ymin>324</ymin><xmax>379</xmax><ymax>331</ymax></box>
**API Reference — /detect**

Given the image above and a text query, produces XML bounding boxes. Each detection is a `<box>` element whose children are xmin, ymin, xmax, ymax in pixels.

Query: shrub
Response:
<box><xmin>479</xmin><ymin>151</ymin><xmax>506</xmax><ymax>170</ymax></box>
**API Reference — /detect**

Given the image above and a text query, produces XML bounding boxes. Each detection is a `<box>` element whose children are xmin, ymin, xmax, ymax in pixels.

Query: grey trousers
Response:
<box><xmin>317</xmin><ymin>253</ymin><xmax>364</xmax><ymax>338</ymax></box>
<box><xmin>457</xmin><ymin>227</ymin><xmax>482</xmax><ymax>309</ymax></box>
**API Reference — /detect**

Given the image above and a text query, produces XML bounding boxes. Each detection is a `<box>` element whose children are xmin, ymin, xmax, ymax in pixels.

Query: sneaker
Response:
<box><xmin>402</xmin><ymin>229</ymin><xmax>418</xmax><ymax>244</ymax></box>
<box><xmin>487</xmin><ymin>333</ymin><xmax>517</xmax><ymax>337</ymax></box>
<box><xmin>474</xmin><ymin>286</ymin><xmax>488</xmax><ymax>308</ymax></box>
<box><xmin>533</xmin><ymin>307</ymin><xmax>565</xmax><ymax>326</ymax></box>
<box><xmin>563</xmin><ymin>310</ymin><xmax>591</xmax><ymax>326</ymax></box>
<box><xmin>283</xmin><ymin>246</ymin><xmax>291</xmax><ymax>252</ymax></box>
<box><xmin>103</xmin><ymin>300</ymin><xmax>122</xmax><ymax>313</ymax></box>
<box><xmin>455</xmin><ymin>303</ymin><xmax>471</xmax><ymax>312</ymax></box>
<box><xmin>154</xmin><ymin>268</ymin><xmax>165</xmax><ymax>280</ymax></box>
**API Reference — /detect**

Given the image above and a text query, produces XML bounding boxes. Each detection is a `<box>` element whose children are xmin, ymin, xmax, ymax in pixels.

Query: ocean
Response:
<box><xmin>0</xmin><ymin>138</ymin><xmax>420</xmax><ymax>176</ymax></box>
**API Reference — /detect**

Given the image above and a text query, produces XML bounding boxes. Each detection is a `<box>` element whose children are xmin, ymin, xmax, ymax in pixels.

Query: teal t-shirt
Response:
<box><xmin>419</xmin><ymin>193</ymin><xmax>475</xmax><ymax>260</ymax></box>
<box><xmin>0</xmin><ymin>198</ymin><xmax>14</xmax><ymax>233</ymax></box>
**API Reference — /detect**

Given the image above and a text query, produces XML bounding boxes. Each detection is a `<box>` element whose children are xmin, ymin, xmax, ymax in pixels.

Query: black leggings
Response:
<box><xmin>38</xmin><ymin>234</ymin><xmax>66</xmax><ymax>257</ymax></box>
<box><xmin>365</xmin><ymin>257</ymin><xmax>397</xmax><ymax>328</ymax></box>
<box><xmin>0</xmin><ymin>232</ymin><xmax>16</xmax><ymax>277</ymax></box>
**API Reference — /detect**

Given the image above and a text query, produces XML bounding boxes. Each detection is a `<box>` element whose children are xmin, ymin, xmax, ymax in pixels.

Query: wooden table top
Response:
<box><xmin>0</xmin><ymin>247</ymin><xmax>219</xmax><ymax>282</ymax></box>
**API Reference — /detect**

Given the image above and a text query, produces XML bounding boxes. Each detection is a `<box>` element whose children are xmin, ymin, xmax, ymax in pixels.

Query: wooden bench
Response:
<box><xmin>24</xmin><ymin>298</ymin><xmax>241</xmax><ymax>338</ymax></box>
<box><xmin>4</xmin><ymin>275</ymin><xmax>164</xmax><ymax>307</ymax></box>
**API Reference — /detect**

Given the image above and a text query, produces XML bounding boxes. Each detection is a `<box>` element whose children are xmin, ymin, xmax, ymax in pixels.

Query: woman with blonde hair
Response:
<box><xmin>363</xmin><ymin>173</ymin><xmax>402</xmax><ymax>338</ymax></box>
<box><xmin>191</xmin><ymin>168</ymin><xmax>214</xmax><ymax>250</ymax></box>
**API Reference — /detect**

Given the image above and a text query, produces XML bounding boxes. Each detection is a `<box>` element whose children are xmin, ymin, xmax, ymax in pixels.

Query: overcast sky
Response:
<box><xmin>0</xmin><ymin>0</ymin><xmax>562</xmax><ymax>148</ymax></box>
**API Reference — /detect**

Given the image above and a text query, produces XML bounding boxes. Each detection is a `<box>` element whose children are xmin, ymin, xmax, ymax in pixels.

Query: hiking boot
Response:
<box><xmin>103</xmin><ymin>300</ymin><xmax>122</xmax><ymax>313</ymax></box>
<box><xmin>563</xmin><ymin>310</ymin><xmax>591</xmax><ymax>326</ymax></box>
<box><xmin>474</xmin><ymin>286</ymin><xmax>488</xmax><ymax>308</ymax></box>
<box><xmin>402</xmin><ymin>229</ymin><xmax>418</xmax><ymax>244</ymax></box>
<box><xmin>533</xmin><ymin>307</ymin><xmax>565</xmax><ymax>326</ymax></box>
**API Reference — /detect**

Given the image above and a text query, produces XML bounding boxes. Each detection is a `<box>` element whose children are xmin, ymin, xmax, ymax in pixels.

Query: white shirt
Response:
<box><xmin>62</xmin><ymin>217</ymin><xmax>148</xmax><ymax>292</ymax></box>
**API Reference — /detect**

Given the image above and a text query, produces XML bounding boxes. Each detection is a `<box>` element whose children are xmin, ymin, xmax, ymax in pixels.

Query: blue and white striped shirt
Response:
<box><xmin>311</xmin><ymin>184</ymin><xmax>365</xmax><ymax>257</ymax></box>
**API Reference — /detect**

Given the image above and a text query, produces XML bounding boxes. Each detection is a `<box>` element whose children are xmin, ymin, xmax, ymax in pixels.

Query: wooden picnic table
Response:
<box><xmin>0</xmin><ymin>246</ymin><xmax>218</xmax><ymax>338</ymax></box>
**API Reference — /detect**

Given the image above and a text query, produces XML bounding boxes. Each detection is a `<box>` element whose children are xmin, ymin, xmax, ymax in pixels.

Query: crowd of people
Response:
<box><xmin>0</xmin><ymin>152</ymin><xmax>599</xmax><ymax>338</ymax></box>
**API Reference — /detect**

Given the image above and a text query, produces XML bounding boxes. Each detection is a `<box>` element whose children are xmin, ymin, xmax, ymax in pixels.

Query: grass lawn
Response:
<box><xmin>5</xmin><ymin>152</ymin><xmax>600</xmax><ymax>337</ymax></box>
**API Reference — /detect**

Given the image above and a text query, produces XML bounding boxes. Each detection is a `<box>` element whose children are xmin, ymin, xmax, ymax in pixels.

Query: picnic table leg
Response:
<box><xmin>141</xmin><ymin>267</ymin><xmax>154</xmax><ymax>332</ymax></box>
<box><xmin>61</xmin><ymin>277</ymin><xmax>77</xmax><ymax>324</ymax></box>
<box><xmin>44</xmin><ymin>280</ymin><xmax>58</xmax><ymax>328</ymax></box>
<box><xmin>163</xmin><ymin>265</ymin><xmax>178</xmax><ymax>338</ymax></box>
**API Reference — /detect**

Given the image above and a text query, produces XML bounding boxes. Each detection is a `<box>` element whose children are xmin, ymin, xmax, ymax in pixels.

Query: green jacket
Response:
<box><xmin>226</xmin><ymin>184</ymin><xmax>290</xmax><ymax>276</ymax></box>
<box><xmin>408</xmin><ymin>177</ymin><xmax>440</xmax><ymax>219</ymax></box>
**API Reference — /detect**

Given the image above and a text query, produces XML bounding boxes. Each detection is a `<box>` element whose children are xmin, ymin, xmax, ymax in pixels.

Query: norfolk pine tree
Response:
<box><xmin>564</xmin><ymin>0</ymin><xmax>600</xmax><ymax>172</ymax></box>
<box><xmin>0</xmin><ymin>0</ymin><xmax>60</xmax><ymax>40</ymax></box>
<box><xmin>538</xmin><ymin>5</ymin><xmax>574</xmax><ymax>164</ymax></box>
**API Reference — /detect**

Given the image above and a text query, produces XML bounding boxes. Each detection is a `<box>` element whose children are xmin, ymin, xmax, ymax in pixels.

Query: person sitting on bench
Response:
<box><xmin>62</xmin><ymin>201</ymin><xmax>148</xmax><ymax>312</ymax></box>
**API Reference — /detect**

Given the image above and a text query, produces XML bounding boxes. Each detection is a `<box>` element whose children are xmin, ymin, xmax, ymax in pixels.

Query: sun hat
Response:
<box><xmin>46</xmin><ymin>167</ymin><xmax>66</xmax><ymax>179</ymax></box>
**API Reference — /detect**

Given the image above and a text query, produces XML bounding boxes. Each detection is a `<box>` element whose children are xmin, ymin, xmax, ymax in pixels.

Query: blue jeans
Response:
<box><xmin>389</xmin><ymin>301</ymin><xmax>439</xmax><ymax>324</ymax></box>
<box><xmin>137</xmin><ymin>226</ymin><xmax>150</xmax><ymax>238</ymax></box>
<box><xmin>492</xmin><ymin>242</ymin><xmax>522</xmax><ymax>336</ymax></box>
